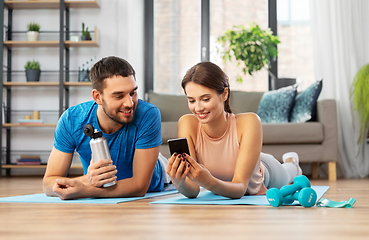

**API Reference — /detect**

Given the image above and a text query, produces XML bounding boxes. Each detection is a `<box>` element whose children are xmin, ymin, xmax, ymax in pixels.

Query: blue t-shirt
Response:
<box><xmin>54</xmin><ymin>99</ymin><xmax>164</xmax><ymax>192</ymax></box>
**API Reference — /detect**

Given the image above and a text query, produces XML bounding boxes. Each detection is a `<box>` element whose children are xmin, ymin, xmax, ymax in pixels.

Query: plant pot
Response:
<box><xmin>80</xmin><ymin>35</ymin><xmax>92</xmax><ymax>41</ymax></box>
<box><xmin>26</xmin><ymin>31</ymin><xmax>39</xmax><ymax>41</ymax></box>
<box><xmin>25</xmin><ymin>69</ymin><xmax>41</xmax><ymax>82</ymax></box>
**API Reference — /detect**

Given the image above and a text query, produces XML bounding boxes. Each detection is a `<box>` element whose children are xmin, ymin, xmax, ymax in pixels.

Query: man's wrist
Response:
<box><xmin>75</xmin><ymin>174</ymin><xmax>87</xmax><ymax>185</ymax></box>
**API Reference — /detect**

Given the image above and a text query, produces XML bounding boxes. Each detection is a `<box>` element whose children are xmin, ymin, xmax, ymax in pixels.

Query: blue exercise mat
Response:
<box><xmin>150</xmin><ymin>186</ymin><xmax>329</xmax><ymax>206</ymax></box>
<box><xmin>0</xmin><ymin>187</ymin><xmax>178</xmax><ymax>204</ymax></box>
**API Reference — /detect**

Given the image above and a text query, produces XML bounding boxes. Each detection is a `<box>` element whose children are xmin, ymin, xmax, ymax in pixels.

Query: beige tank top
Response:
<box><xmin>195</xmin><ymin>113</ymin><xmax>266</xmax><ymax>195</ymax></box>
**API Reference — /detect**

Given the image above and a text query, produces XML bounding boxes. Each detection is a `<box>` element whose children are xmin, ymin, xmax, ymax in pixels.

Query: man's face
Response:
<box><xmin>99</xmin><ymin>75</ymin><xmax>138</xmax><ymax>125</ymax></box>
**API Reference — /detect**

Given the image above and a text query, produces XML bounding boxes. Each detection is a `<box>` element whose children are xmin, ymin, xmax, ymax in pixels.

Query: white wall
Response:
<box><xmin>2</xmin><ymin>0</ymin><xmax>145</xmax><ymax>174</ymax></box>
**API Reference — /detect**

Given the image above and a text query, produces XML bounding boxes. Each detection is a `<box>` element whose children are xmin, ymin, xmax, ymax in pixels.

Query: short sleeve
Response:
<box><xmin>54</xmin><ymin>110</ymin><xmax>76</xmax><ymax>153</ymax></box>
<box><xmin>135</xmin><ymin>106</ymin><xmax>162</xmax><ymax>149</ymax></box>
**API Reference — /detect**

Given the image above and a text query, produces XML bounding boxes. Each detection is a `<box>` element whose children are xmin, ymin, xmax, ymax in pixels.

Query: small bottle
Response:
<box><xmin>83</xmin><ymin>123</ymin><xmax>117</xmax><ymax>187</ymax></box>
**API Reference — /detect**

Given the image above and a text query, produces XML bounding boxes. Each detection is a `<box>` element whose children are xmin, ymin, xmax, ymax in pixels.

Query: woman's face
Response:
<box><xmin>184</xmin><ymin>81</ymin><xmax>227</xmax><ymax>124</ymax></box>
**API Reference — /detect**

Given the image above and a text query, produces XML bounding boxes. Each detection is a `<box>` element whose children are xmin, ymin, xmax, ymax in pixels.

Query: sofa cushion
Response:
<box><xmin>230</xmin><ymin>91</ymin><xmax>264</xmax><ymax>114</ymax></box>
<box><xmin>161</xmin><ymin>121</ymin><xmax>178</xmax><ymax>143</ymax></box>
<box><xmin>257</xmin><ymin>85</ymin><xmax>297</xmax><ymax>123</ymax></box>
<box><xmin>262</xmin><ymin>122</ymin><xmax>323</xmax><ymax>144</ymax></box>
<box><xmin>147</xmin><ymin>91</ymin><xmax>191</xmax><ymax>122</ymax></box>
<box><xmin>290</xmin><ymin>79</ymin><xmax>323</xmax><ymax>123</ymax></box>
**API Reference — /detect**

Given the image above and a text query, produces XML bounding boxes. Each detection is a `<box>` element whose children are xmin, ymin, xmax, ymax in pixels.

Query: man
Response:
<box><xmin>43</xmin><ymin>56</ymin><xmax>165</xmax><ymax>200</ymax></box>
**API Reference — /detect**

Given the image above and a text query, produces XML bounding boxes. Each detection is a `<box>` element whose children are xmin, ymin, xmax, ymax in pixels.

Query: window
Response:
<box><xmin>153</xmin><ymin>0</ymin><xmax>201</xmax><ymax>95</ymax></box>
<box><xmin>277</xmin><ymin>0</ymin><xmax>315</xmax><ymax>90</ymax></box>
<box><xmin>150</xmin><ymin>0</ymin><xmax>315</xmax><ymax>94</ymax></box>
<box><xmin>210</xmin><ymin>0</ymin><xmax>269</xmax><ymax>92</ymax></box>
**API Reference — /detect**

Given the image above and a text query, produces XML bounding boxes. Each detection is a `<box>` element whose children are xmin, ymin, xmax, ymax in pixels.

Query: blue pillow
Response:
<box><xmin>257</xmin><ymin>85</ymin><xmax>297</xmax><ymax>123</ymax></box>
<box><xmin>290</xmin><ymin>79</ymin><xmax>322</xmax><ymax>123</ymax></box>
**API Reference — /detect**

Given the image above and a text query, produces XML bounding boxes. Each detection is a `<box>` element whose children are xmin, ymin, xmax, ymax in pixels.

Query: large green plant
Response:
<box><xmin>351</xmin><ymin>63</ymin><xmax>369</xmax><ymax>143</ymax></box>
<box><xmin>217</xmin><ymin>22</ymin><xmax>280</xmax><ymax>82</ymax></box>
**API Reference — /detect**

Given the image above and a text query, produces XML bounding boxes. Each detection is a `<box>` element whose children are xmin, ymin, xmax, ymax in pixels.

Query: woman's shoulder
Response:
<box><xmin>235</xmin><ymin>112</ymin><xmax>260</xmax><ymax>121</ymax></box>
<box><xmin>178</xmin><ymin>114</ymin><xmax>198</xmax><ymax>126</ymax></box>
<box><xmin>178</xmin><ymin>114</ymin><xmax>198</xmax><ymax>135</ymax></box>
<box><xmin>235</xmin><ymin>112</ymin><xmax>261</xmax><ymax>129</ymax></box>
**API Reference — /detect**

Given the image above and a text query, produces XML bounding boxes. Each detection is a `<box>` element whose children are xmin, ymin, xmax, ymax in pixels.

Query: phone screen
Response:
<box><xmin>167</xmin><ymin>137</ymin><xmax>190</xmax><ymax>156</ymax></box>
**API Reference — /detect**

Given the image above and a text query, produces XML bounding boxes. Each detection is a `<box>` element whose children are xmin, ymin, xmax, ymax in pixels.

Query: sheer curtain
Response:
<box><xmin>309</xmin><ymin>0</ymin><xmax>369</xmax><ymax>178</ymax></box>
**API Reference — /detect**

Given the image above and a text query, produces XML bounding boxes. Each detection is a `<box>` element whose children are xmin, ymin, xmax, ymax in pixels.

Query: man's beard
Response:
<box><xmin>101</xmin><ymin>101</ymin><xmax>136</xmax><ymax>125</ymax></box>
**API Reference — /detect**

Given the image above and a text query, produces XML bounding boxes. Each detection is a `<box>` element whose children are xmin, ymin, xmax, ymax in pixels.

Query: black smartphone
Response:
<box><xmin>167</xmin><ymin>137</ymin><xmax>190</xmax><ymax>156</ymax></box>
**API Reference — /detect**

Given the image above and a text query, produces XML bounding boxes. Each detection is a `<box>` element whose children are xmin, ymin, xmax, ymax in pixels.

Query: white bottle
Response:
<box><xmin>83</xmin><ymin>124</ymin><xmax>117</xmax><ymax>187</ymax></box>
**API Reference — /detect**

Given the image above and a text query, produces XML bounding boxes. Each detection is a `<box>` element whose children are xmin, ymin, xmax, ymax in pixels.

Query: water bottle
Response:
<box><xmin>83</xmin><ymin>123</ymin><xmax>116</xmax><ymax>187</ymax></box>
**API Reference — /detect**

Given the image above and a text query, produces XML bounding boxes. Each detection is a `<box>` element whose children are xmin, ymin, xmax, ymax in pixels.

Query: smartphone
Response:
<box><xmin>167</xmin><ymin>137</ymin><xmax>190</xmax><ymax>156</ymax></box>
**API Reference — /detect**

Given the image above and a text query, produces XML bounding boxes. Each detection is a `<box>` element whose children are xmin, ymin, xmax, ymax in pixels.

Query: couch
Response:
<box><xmin>147</xmin><ymin>90</ymin><xmax>338</xmax><ymax>181</ymax></box>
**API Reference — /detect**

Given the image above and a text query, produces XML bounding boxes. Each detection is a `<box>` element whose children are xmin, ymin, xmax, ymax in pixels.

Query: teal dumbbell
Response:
<box><xmin>266</xmin><ymin>175</ymin><xmax>311</xmax><ymax>207</ymax></box>
<box><xmin>283</xmin><ymin>187</ymin><xmax>317</xmax><ymax>207</ymax></box>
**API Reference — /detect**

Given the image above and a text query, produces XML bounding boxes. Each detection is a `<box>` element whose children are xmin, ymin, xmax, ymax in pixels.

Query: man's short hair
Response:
<box><xmin>89</xmin><ymin>56</ymin><xmax>136</xmax><ymax>92</ymax></box>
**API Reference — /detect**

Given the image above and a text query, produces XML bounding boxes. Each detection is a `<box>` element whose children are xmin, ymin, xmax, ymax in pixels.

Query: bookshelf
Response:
<box><xmin>0</xmin><ymin>0</ymin><xmax>100</xmax><ymax>176</ymax></box>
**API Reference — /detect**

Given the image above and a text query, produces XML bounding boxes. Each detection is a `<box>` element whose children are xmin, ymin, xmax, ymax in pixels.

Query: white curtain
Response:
<box><xmin>309</xmin><ymin>0</ymin><xmax>369</xmax><ymax>178</ymax></box>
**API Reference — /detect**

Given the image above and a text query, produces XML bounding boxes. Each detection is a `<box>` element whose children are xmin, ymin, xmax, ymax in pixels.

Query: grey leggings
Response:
<box><xmin>260</xmin><ymin>152</ymin><xmax>299</xmax><ymax>189</ymax></box>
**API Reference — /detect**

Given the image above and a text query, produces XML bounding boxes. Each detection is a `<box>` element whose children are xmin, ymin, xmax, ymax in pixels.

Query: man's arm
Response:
<box><xmin>42</xmin><ymin>147</ymin><xmax>74</xmax><ymax>196</ymax></box>
<box><xmin>50</xmin><ymin>146</ymin><xmax>160</xmax><ymax>199</ymax></box>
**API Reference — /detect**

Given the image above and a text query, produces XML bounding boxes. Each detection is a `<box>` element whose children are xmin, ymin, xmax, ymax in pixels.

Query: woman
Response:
<box><xmin>166</xmin><ymin>62</ymin><xmax>302</xmax><ymax>199</ymax></box>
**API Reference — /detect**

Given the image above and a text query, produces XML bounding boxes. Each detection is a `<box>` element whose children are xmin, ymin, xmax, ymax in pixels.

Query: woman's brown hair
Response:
<box><xmin>181</xmin><ymin>62</ymin><xmax>232</xmax><ymax>113</ymax></box>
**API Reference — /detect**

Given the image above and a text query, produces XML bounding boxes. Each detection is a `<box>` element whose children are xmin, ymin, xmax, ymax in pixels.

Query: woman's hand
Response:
<box><xmin>182</xmin><ymin>153</ymin><xmax>215</xmax><ymax>190</ymax></box>
<box><xmin>166</xmin><ymin>153</ymin><xmax>191</xmax><ymax>186</ymax></box>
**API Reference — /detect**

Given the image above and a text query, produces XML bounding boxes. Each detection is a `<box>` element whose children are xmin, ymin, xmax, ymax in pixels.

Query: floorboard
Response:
<box><xmin>0</xmin><ymin>177</ymin><xmax>368</xmax><ymax>240</ymax></box>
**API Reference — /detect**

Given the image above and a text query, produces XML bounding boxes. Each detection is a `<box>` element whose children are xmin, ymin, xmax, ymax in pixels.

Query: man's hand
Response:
<box><xmin>80</xmin><ymin>159</ymin><xmax>117</xmax><ymax>187</ymax></box>
<box><xmin>52</xmin><ymin>178</ymin><xmax>87</xmax><ymax>200</ymax></box>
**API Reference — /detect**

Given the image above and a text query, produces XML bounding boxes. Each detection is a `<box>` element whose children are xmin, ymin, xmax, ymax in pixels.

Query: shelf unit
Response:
<box><xmin>0</xmin><ymin>0</ymin><xmax>100</xmax><ymax>176</ymax></box>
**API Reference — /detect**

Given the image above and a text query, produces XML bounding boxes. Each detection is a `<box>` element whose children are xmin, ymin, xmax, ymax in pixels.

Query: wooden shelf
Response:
<box><xmin>4</xmin><ymin>1</ymin><xmax>60</xmax><ymax>9</ymax></box>
<box><xmin>4</xmin><ymin>27</ymin><xmax>99</xmax><ymax>48</ymax></box>
<box><xmin>65</xmin><ymin>0</ymin><xmax>100</xmax><ymax>9</ymax></box>
<box><xmin>3</xmin><ymin>123</ymin><xmax>57</xmax><ymax>127</ymax></box>
<box><xmin>3</xmin><ymin>41</ymin><xmax>59</xmax><ymax>48</ymax></box>
<box><xmin>65</xmin><ymin>27</ymin><xmax>100</xmax><ymax>47</ymax></box>
<box><xmin>4</xmin><ymin>82</ymin><xmax>92</xmax><ymax>87</ymax></box>
<box><xmin>4</xmin><ymin>0</ymin><xmax>100</xmax><ymax>9</ymax></box>
<box><xmin>64</xmin><ymin>82</ymin><xmax>91</xmax><ymax>87</ymax></box>
<box><xmin>2</xmin><ymin>164</ymin><xmax>83</xmax><ymax>169</ymax></box>
<box><xmin>3</xmin><ymin>82</ymin><xmax>59</xmax><ymax>87</ymax></box>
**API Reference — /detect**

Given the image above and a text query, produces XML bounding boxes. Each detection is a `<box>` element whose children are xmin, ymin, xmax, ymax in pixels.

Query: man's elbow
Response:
<box><xmin>131</xmin><ymin>181</ymin><xmax>150</xmax><ymax>197</ymax></box>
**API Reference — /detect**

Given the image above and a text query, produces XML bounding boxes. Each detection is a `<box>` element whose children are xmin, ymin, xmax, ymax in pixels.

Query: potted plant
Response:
<box><xmin>351</xmin><ymin>63</ymin><xmax>369</xmax><ymax>143</ymax></box>
<box><xmin>217</xmin><ymin>22</ymin><xmax>281</xmax><ymax>85</ymax></box>
<box><xmin>26</xmin><ymin>22</ymin><xmax>40</xmax><ymax>41</ymax></box>
<box><xmin>24</xmin><ymin>60</ymin><xmax>41</xmax><ymax>82</ymax></box>
<box><xmin>81</xmin><ymin>22</ymin><xmax>92</xmax><ymax>41</ymax></box>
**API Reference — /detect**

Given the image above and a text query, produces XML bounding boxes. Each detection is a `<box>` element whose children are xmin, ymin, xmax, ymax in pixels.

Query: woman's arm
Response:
<box><xmin>185</xmin><ymin>113</ymin><xmax>263</xmax><ymax>199</ymax></box>
<box><xmin>166</xmin><ymin>114</ymin><xmax>200</xmax><ymax>198</ymax></box>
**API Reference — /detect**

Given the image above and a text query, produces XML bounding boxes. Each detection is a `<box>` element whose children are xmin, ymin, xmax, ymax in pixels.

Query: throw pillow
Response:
<box><xmin>257</xmin><ymin>85</ymin><xmax>297</xmax><ymax>123</ymax></box>
<box><xmin>290</xmin><ymin>79</ymin><xmax>323</xmax><ymax>123</ymax></box>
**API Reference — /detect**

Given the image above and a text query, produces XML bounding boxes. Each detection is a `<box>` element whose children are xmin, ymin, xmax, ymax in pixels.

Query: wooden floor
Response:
<box><xmin>0</xmin><ymin>177</ymin><xmax>368</xmax><ymax>240</ymax></box>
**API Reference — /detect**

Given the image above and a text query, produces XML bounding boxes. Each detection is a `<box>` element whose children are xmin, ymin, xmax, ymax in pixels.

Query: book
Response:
<box><xmin>18</xmin><ymin>119</ymin><xmax>43</xmax><ymax>124</ymax></box>
<box><xmin>17</xmin><ymin>161</ymin><xmax>41</xmax><ymax>165</ymax></box>
<box><xmin>20</xmin><ymin>155</ymin><xmax>41</xmax><ymax>159</ymax></box>
<box><xmin>18</xmin><ymin>158</ymin><xmax>41</xmax><ymax>163</ymax></box>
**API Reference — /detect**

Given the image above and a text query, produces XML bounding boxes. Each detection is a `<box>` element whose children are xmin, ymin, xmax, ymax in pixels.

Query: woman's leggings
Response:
<box><xmin>260</xmin><ymin>152</ymin><xmax>299</xmax><ymax>189</ymax></box>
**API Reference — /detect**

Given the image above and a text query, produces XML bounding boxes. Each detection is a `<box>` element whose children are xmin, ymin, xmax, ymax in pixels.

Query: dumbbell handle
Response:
<box><xmin>279</xmin><ymin>175</ymin><xmax>311</xmax><ymax>197</ymax></box>
<box><xmin>284</xmin><ymin>187</ymin><xmax>317</xmax><ymax>207</ymax></box>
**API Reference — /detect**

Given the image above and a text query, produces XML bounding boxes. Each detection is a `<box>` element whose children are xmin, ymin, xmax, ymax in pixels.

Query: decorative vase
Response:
<box><xmin>25</xmin><ymin>69</ymin><xmax>41</xmax><ymax>82</ymax></box>
<box><xmin>26</xmin><ymin>31</ymin><xmax>39</xmax><ymax>41</ymax></box>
